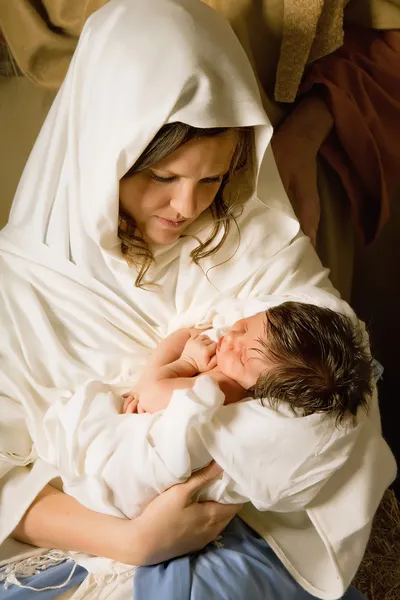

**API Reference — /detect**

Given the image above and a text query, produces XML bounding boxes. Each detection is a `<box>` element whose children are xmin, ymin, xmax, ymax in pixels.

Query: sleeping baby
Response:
<box><xmin>54</xmin><ymin>294</ymin><xmax>376</xmax><ymax>523</ymax></box>
<box><xmin>122</xmin><ymin>301</ymin><xmax>373</xmax><ymax>426</ymax></box>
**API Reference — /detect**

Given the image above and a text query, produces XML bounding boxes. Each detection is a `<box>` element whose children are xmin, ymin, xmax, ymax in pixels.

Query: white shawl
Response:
<box><xmin>0</xmin><ymin>1</ymin><xmax>396</xmax><ymax>599</ymax></box>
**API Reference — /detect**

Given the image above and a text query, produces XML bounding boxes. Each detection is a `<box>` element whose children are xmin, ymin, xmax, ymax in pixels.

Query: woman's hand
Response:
<box><xmin>13</xmin><ymin>464</ymin><xmax>239</xmax><ymax>567</ymax></box>
<box><xmin>271</xmin><ymin>96</ymin><xmax>334</xmax><ymax>246</ymax></box>
<box><xmin>119</xmin><ymin>462</ymin><xmax>242</xmax><ymax>565</ymax></box>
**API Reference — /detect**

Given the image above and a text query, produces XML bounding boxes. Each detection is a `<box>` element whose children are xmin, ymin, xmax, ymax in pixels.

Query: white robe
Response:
<box><xmin>0</xmin><ymin>1</ymin><xmax>396</xmax><ymax>598</ymax></box>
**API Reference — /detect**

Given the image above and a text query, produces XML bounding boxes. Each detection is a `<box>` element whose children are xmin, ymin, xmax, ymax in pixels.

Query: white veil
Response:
<box><xmin>5</xmin><ymin>0</ymin><xmax>282</xmax><ymax>295</ymax></box>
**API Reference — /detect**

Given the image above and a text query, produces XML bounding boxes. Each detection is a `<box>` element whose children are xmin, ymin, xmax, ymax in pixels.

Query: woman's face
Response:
<box><xmin>119</xmin><ymin>132</ymin><xmax>238</xmax><ymax>245</ymax></box>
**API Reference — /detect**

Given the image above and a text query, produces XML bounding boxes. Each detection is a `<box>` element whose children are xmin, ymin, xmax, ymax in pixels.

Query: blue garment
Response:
<box><xmin>134</xmin><ymin>517</ymin><xmax>366</xmax><ymax>600</ymax></box>
<box><xmin>0</xmin><ymin>521</ymin><xmax>366</xmax><ymax>600</ymax></box>
<box><xmin>0</xmin><ymin>560</ymin><xmax>87</xmax><ymax>599</ymax></box>
<box><xmin>0</xmin><ymin>520</ymin><xmax>366</xmax><ymax>599</ymax></box>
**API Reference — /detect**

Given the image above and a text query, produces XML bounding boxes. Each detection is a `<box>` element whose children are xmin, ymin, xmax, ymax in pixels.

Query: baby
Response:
<box><xmin>123</xmin><ymin>301</ymin><xmax>373</xmax><ymax>425</ymax></box>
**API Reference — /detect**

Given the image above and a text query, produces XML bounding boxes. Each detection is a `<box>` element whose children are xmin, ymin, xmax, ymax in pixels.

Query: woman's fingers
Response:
<box><xmin>180</xmin><ymin>462</ymin><xmax>223</xmax><ymax>499</ymax></box>
<box><xmin>189</xmin><ymin>502</ymin><xmax>242</xmax><ymax>548</ymax></box>
<box><xmin>134</xmin><ymin>464</ymin><xmax>242</xmax><ymax>565</ymax></box>
<box><xmin>201</xmin><ymin>500</ymin><xmax>243</xmax><ymax>525</ymax></box>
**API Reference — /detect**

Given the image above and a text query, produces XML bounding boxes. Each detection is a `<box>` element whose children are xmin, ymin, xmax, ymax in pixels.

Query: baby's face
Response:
<box><xmin>216</xmin><ymin>311</ymin><xmax>269</xmax><ymax>390</ymax></box>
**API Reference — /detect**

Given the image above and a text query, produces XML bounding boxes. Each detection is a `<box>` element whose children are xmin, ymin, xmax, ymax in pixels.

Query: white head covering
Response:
<box><xmin>6</xmin><ymin>0</ymin><xmax>276</xmax><ymax>291</ymax></box>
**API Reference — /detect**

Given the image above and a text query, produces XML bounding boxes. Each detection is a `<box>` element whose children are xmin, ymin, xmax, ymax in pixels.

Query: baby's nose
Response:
<box><xmin>225</xmin><ymin>333</ymin><xmax>242</xmax><ymax>350</ymax></box>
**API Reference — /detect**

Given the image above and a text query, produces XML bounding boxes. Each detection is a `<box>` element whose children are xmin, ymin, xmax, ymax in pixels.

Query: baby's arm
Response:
<box><xmin>140</xmin><ymin>328</ymin><xmax>197</xmax><ymax>379</ymax></box>
<box><xmin>126</xmin><ymin>329</ymin><xmax>247</xmax><ymax>412</ymax></box>
<box><xmin>124</xmin><ymin>330</ymin><xmax>216</xmax><ymax>414</ymax></box>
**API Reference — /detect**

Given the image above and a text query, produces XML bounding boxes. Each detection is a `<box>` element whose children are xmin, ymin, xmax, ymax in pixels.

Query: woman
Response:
<box><xmin>0</xmin><ymin>0</ymin><xmax>396</xmax><ymax>599</ymax></box>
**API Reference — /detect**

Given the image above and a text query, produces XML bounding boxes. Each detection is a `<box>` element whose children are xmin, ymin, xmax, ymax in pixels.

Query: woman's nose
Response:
<box><xmin>170</xmin><ymin>184</ymin><xmax>197</xmax><ymax>219</ymax></box>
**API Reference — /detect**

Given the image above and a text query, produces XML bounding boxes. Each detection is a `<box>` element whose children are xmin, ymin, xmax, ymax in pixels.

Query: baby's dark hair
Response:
<box><xmin>247</xmin><ymin>302</ymin><xmax>374</xmax><ymax>425</ymax></box>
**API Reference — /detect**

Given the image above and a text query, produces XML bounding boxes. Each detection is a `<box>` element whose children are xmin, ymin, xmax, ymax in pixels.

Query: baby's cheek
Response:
<box><xmin>237</xmin><ymin>364</ymin><xmax>260</xmax><ymax>390</ymax></box>
<box><xmin>226</xmin><ymin>359</ymin><xmax>248</xmax><ymax>387</ymax></box>
<box><xmin>218</xmin><ymin>355</ymin><xmax>234</xmax><ymax>377</ymax></box>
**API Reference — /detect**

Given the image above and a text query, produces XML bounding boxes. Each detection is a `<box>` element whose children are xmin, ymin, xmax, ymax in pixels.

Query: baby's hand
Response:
<box><xmin>181</xmin><ymin>332</ymin><xmax>217</xmax><ymax>372</ymax></box>
<box><xmin>121</xmin><ymin>393</ymin><xmax>141</xmax><ymax>414</ymax></box>
<box><xmin>121</xmin><ymin>388</ymin><xmax>169</xmax><ymax>415</ymax></box>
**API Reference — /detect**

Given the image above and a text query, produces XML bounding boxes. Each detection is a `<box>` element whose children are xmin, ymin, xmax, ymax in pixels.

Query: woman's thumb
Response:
<box><xmin>183</xmin><ymin>462</ymin><xmax>223</xmax><ymax>497</ymax></box>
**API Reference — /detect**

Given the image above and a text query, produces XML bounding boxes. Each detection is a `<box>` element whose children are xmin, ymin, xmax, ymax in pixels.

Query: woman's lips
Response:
<box><xmin>157</xmin><ymin>217</ymin><xmax>186</xmax><ymax>229</ymax></box>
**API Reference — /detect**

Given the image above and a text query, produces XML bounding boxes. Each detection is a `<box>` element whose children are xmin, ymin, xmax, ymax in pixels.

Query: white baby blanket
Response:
<box><xmin>53</xmin><ymin>292</ymin><xmax>363</xmax><ymax>521</ymax></box>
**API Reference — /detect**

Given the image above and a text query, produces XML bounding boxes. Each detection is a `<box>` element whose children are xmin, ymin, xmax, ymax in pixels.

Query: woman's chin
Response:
<box><xmin>147</xmin><ymin>228</ymin><xmax>181</xmax><ymax>246</ymax></box>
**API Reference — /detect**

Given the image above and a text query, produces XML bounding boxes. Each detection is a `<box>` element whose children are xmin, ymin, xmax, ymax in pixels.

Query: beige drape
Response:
<box><xmin>1</xmin><ymin>1</ymin><xmax>399</xmax><ymax>100</ymax></box>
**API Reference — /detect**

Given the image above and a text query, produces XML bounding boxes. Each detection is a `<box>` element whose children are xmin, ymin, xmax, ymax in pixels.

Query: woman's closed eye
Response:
<box><xmin>151</xmin><ymin>172</ymin><xmax>176</xmax><ymax>183</ymax></box>
<box><xmin>150</xmin><ymin>171</ymin><xmax>223</xmax><ymax>184</ymax></box>
<box><xmin>201</xmin><ymin>176</ymin><xmax>223</xmax><ymax>184</ymax></box>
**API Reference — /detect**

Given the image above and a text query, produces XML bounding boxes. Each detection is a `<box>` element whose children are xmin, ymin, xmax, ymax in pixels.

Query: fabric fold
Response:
<box><xmin>300</xmin><ymin>25</ymin><xmax>400</xmax><ymax>244</ymax></box>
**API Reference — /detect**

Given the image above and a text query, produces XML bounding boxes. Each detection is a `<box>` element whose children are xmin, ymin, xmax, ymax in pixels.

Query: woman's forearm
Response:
<box><xmin>12</xmin><ymin>484</ymin><xmax>145</xmax><ymax>565</ymax></box>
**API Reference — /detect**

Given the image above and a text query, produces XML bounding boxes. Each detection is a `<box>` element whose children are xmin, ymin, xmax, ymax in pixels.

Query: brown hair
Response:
<box><xmin>247</xmin><ymin>302</ymin><xmax>373</xmax><ymax>426</ymax></box>
<box><xmin>118</xmin><ymin>122</ymin><xmax>254</xmax><ymax>287</ymax></box>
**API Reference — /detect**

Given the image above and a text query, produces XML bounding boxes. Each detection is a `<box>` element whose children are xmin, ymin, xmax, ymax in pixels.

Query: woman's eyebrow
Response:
<box><xmin>205</xmin><ymin>169</ymin><xmax>228</xmax><ymax>178</ymax></box>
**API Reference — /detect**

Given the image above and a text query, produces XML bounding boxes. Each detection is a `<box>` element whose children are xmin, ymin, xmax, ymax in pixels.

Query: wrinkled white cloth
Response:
<box><xmin>0</xmin><ymin>1</ymin><xmax>396</xmax><ymax>599</ymax></box>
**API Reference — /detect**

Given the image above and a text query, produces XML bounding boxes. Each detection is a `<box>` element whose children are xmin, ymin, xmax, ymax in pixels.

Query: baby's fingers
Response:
<box><xmin>124</xmin><ymin>396</ymin><xmax>139</xmax><ymax>414</ymax></box>
<box><xmin>207</xmin><ymin>355</ymin><xmax>218</xmax><ymax>370</ymax></box>
<box><xmin>198</xmin><ymin>334</ymin><xmax>212</xmax><ymax>343</ymax></box>
<box><xmin>122</xmin><ymin>393</ymin><xmax>138</xmax><ymax>413</ymax></box>
<box><xmin>190</xmin><ymin>330</ymin><xmax>201</xmax><ymax>340</ymax></box>
<box><xmin>122</xmin><ymin>394</ymin><xmax>133</xmax><ymax>413</ymax></box>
